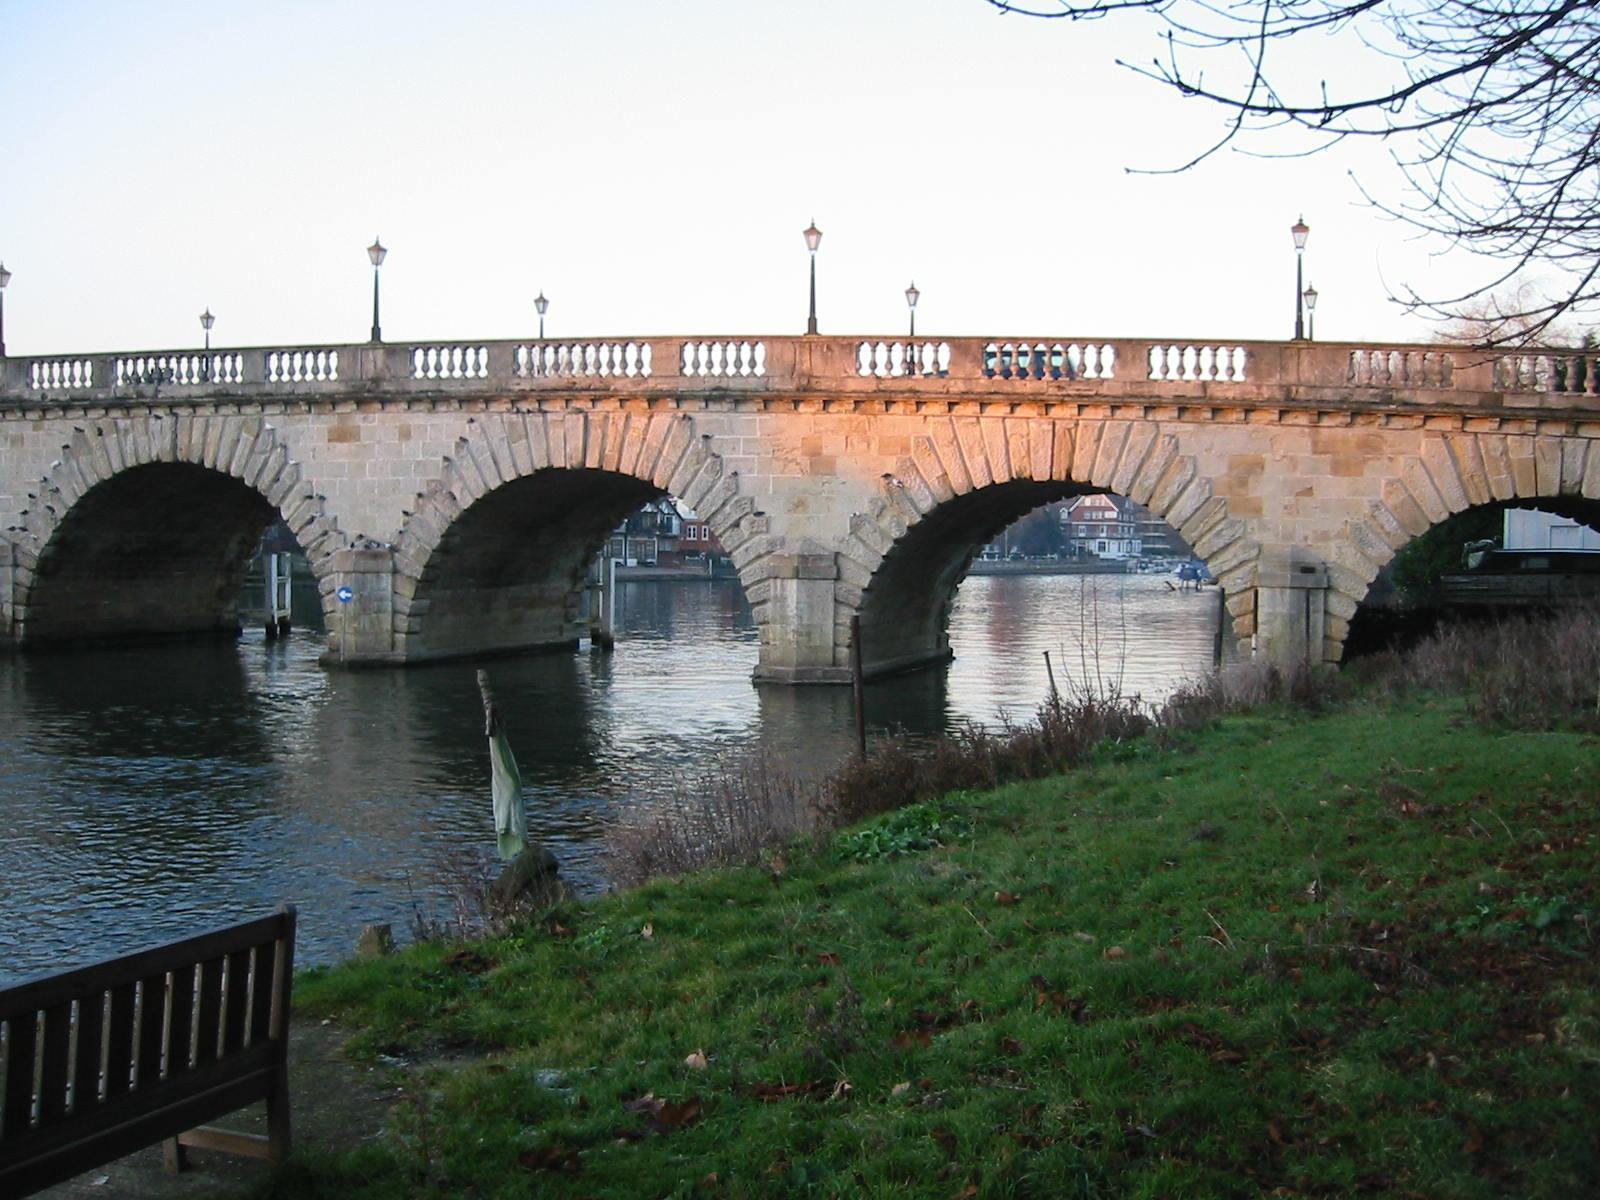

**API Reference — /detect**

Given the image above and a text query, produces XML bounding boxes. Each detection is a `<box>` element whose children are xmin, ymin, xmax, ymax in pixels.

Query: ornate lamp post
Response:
<box><xmin>0</xmin><ymin>262</ymin><xmax>10</xmax><ymax>357</ymax></box>
<box><xmin>199</xmin><ymin>308</ymin><xmax>215</xmax><ymax>381</ymax></box>
<box><xmin>535</xmin><ymin>291</ymin><xmax>549</xmax><ymax>340</ymax></box>
<box><xmin>1291</xmin><ymin>216</ymin><xmax>1310</xmax><ymax>340</ymax></box>
<box><xmin>905</xmin><ymin>281</ymin><xmax>920</xmax><ymax>338</ymax></box>
<box><xmin>803</xmin><ymin>221</ymin><xmax>822</xmax><ymax>335</ymax></box>
<box><xmin>1302</xmin><ymin>284</ymin><xmax>1318</xmax><ymax>341</ymax></box>
<box><xmin>367</xmin><ymin>237</ymin><xmax>387</xmax><ymax>343</ymax></box>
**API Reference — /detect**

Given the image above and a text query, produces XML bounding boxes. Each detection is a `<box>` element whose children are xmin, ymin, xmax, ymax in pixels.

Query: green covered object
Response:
<box><xmin>478</xmin><ymin>670</ymin><xmax>527</xmax><ymax>860</ymax></box>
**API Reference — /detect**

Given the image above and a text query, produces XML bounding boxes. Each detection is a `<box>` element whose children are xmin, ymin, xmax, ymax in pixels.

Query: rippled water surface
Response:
<box><xmin>0</xmin><ymin>573</ymin><xmax>1232</xmax><ymax>982</ymax></box>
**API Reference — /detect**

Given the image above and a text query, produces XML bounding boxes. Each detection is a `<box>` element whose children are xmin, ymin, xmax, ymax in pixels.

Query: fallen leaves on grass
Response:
<box><xmin>622</xmin><ymin>1092</ymin><xmax>703</xmax><ymax>1134</ymax></box>
<box><xmin>440</xmin><ymin>949</ymin><xmax>496</xmax><ymax>974</ymax></box>
<box><xmin>1029</xmin><ymin>975</ymin><xmax>1090</xmax><ymax>1020</ymax></box>
<box><xmin>517</xmin><ymin>1144</ymin><xmax>581</xmax><ymax>1172</ymax></box>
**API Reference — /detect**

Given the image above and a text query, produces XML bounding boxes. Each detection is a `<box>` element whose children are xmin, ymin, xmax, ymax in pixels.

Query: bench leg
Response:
<box><xmin>266</xmin><ymin>1070</ymin><xmax>291</xmax><ymax>1165</ymax></box>
<box><xmin>162</xmin><ymin>1136</ymin><xmax>190</xmax><ymax>1174</ymax></box>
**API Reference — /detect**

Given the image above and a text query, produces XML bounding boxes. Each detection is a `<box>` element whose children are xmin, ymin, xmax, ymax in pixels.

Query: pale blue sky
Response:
<box><xmin>2</xmin><ymin>0</ymin><xmax>1484</xmax><ymax>355</ymax></box>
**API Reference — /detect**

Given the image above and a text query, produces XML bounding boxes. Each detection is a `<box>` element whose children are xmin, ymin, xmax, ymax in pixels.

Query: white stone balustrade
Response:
<box><xmin>857</xmin><ymin>340</ymin><xmax>951</xmax><ymax>378</ymax></box>
<box><xmin>1348</xmin><ymin>348</ymin><xmax>1454</xmax><ymax>389</ymax></box>
<box><xmin>412</xmin><ymin>344</ymin><xmax>490</xmax><ymax>381</ymax></box>
<box><xmin>1</xmin><ymin>335</ymin><xmax>1595</xmax><ymax>414</ymax></box>
<box><xmin>516</xmin><ymin>341</ymin><xmax>652</xmax><ymax>379</ymax></box>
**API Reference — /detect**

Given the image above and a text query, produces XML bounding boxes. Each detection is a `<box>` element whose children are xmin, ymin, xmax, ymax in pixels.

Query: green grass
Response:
<box><xmin>276</xmin><ymin>694</ymin><xmax>1600</xmax><ymax>1199</ymax></box>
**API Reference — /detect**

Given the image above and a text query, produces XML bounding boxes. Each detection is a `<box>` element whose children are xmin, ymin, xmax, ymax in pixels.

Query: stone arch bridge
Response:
<box><xmin>2</xmin><ymin>334</ymin><xmax>1597</xmax><ymax>682</ymax></box>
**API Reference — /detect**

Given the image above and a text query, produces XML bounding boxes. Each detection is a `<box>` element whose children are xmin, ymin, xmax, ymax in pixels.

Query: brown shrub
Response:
<box><xmin>602</xmin><ymin>753</ymin><xmax>821</xmax><ymax>887</ymax></box>
<box><xmin>1366</xmin><ymin>607</ymin><xmax>1600</xmax><ymax>730</ymax></box>
<box><xmin>1157</xmin><ymin>659</ymin><xmax>1346</xmax><ymax>731</ymax></box>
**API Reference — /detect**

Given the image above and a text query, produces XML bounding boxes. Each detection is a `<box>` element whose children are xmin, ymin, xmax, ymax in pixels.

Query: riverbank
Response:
<box><xmin>266</xmin><ymin>677</ymin><xmax>1599</xmax><ymax>1198</ymax></box>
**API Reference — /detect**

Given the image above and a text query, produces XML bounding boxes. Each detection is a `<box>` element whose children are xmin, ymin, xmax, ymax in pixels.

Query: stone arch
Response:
<box><xmin>7</xmin><ymin>414</ymin><xmax>343</xmax><ymax>644</ymax></box>
<box><xmin>1335</xmin><ymin>431</ymin><xmax>1600</xmax><ymax>660</ymax></box>
<box><xmin>388</xmin><ymin>411</ymin><xmax>765</xmax><ymax>662</ymax></box>
<box><xmin>837</xmin><ymin>416</ymin><xmax>1260</xmax><ymax>676</ymax></box>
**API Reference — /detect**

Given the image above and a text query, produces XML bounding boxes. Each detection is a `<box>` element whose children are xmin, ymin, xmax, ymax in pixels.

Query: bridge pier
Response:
<box><xmin>1251</xmin><ymin>547</ymin><xmax>1329</xmax><ymax>669</ymax></box>
<box><xmin>0</xmin><ymin>537</ymin><xmax>13</xmax><ymax>648</ymax></box>
<box><xmin>324</xmin><ymin>545</ymin><xmax>397</xmax><ymax>665</ymax></box>
<box><xmin>751</xmin><ymin>549</ymin><xmax>850</xmax><ymax>685</ymax></box>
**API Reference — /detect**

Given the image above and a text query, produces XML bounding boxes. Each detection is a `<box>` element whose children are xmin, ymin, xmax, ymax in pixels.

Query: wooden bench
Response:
<box><xmin>0</xmin><ymin>906</ymin><xmax>296</xmax><ymax>1197</ymax></box>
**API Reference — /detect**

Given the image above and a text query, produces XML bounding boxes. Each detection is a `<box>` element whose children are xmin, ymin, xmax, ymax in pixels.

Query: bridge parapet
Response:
<box><xmin>4</xmin><ymin>335</ymin><xmax>1599</xmax><ymax>416</ymax></box>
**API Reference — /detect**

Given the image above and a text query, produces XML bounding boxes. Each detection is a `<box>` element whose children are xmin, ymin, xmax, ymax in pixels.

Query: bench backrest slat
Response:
<box><xmin>248</xmin><ymin>942</ymin><xmax>276</xmax><ymax>1047</ymax></box>
<box><xmin>103</xmin><ymin>983</ymin><xmax>137</xmax><ymax>1101</ymax></box>
<box><xmin>165</xmin><ymin>966</ymin><xmax>195</xmax><ymax>1082</ymax></box>
<box><xmin>135</xmin><ymin>973</ymin><xmax>169</xmax><ymax>1090</ymax></box>
<box><xmin>2</xmin><ymin>1012</ymin><xmax>38</xmax><ymax>1140</ymax></box>
<box><xmin>222</xmin><ymin>949</ymin><xmax>252</xmax><ymax>1056</ymax></box>
<box><xmin>36</xmin><ymin>1005</ymin><xmax>71</xmax><ymax>1124</ymax></box>
<box><xmin>194</xmin><ymin>957</ymin><xmax>225</xmax><ymax>1068</ymax></box>
<box><xmin>72</xmin><ymin>991</ymin><xmax>105</xmax><ymax>1113</ymax></box>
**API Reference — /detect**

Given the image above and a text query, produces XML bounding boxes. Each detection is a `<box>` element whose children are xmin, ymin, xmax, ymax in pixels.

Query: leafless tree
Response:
<box><xmin>1431</xmin><ymin>284</ymin><xmax>1576</xmax><ymax>344</ymax></box>
<box><xmin>984</xmin><ymin>0</ymin><xmax>1600</xmax><ymax>343</ymax></box>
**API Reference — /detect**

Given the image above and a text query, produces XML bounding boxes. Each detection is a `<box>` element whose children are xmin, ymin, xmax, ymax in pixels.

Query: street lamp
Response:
<box><xmin>803</xmin><ymin>221</ymin><xmax>822</xmax><ymax>335</ymax></box>
<box><xmin>905</xmin><ymin>281</ymin><xmax>920</xmax><ymax>338</ymax></box>
<box><xmin>535</xmin><ymin>291</ymin><xmax>549</xmax><ymax>340</ymax></box>
<box><xmin>1302</xmin><ymin>284</ymin><xmax>1319</xmax><ymax>341</ymax></box>
<box><xmin>199</xmin><ymin>308</ymin><xmax>215</xmax><ymax>381</ymax></box>
<box><xmin>367</xmin><ymin>237</ymin><xmax>387</xmax><ymax>343</ymax></box>
<box><xmin>0</xmin><ymin>262</ymin><xmax>10</xmax><ymax>357</ymax></box>
<box><xmin>1290</xmin><ymin>216</ymin><xmax>1310</xmax><ymax>340</ymax></box>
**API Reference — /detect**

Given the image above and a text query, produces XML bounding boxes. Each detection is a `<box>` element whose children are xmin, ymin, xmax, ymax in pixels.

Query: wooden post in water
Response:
<box><xmin>849</xmin><ymin>614</ymin><xmax>866</xmax><ymax>758</ymax></box>
<box><xmin>589</xmin><ymin>552</ymin><xmax>616</xmax><ymax>652</ymax></box>
<box><xmin>1214</xmin><ymin>586</ymin><xmax>1227</xmax><ymax>669</ymax></box>
<box><xmin>1043</xmin><ymin>649</ymin><xmax>1060</xmax><ymax>707</ymax></box>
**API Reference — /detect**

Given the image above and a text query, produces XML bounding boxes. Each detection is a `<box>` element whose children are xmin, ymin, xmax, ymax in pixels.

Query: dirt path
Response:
<box><xmin>37</xmin><ymin>1019</ymin><xmax>397</xmax><ymax>1200</ymax></box>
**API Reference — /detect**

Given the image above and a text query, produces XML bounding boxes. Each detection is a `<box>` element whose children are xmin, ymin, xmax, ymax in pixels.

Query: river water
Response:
<box><xmin>0</xmin><ymin>573</ymin><xmax>1232</xmax><ymax>983</ymax></box>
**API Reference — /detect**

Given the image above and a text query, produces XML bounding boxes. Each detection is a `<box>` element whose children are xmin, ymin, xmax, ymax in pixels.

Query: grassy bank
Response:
<box><xmin>279</xmin><ymin>689</ymin><xmax>1599</xmax><ymax>1199</ymax></box>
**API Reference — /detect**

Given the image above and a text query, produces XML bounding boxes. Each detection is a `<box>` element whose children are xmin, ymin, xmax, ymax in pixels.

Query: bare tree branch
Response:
<box><xmin>984</xmin><ymin>0</ymin><xmax>1600</xmax><ymax>342</ymax></box>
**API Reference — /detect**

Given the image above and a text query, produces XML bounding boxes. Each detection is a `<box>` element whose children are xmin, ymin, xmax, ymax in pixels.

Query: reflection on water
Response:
<box><xmin>0</xmin><ymin>573</ymin><xmax>1232</xmax><ymax>982</ymax></box>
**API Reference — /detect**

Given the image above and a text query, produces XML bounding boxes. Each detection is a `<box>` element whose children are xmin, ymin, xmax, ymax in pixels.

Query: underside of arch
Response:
<box><xmin>837</xmin><ymin>418</ymin><xmax>1260</xmax><ymax>678</ymax></box>
<box><xmin>855</xmin><ymin>480</ymin><xmax>1088</xmax><ymax>677</ymax></box>
<box><xmin>398</xmin><ymin>468</ymin><xmax>665</xmax><ymax>661</ymax></box>
<box><xmin>388</xmin><ymin>412</ymin><xmax>762</xmax><ymax>664</ymax></box>
<box><xmin>23</xmin><ymin>463</ymin><xmax>285</xmax><ymax>643</ymax></box>
<box><xmin>8</xmin><ymin>417</ymin><xmax>340</xmax><ymax>647</ymax></box>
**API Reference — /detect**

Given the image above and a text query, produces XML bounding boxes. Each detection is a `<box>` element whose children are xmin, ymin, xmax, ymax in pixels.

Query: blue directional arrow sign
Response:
<box><xmin>336</xmin><ymin>586</ymin><xmax>354</xmax><ymax>604</ymax></box>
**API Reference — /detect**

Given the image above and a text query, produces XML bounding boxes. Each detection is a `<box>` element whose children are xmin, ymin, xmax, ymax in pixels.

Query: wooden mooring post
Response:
<box><xmin>1213</xmin><ymin>586</ymin><xmax>1227</xmax><ymax>669</ymax></box>
<box><xmin>849</xmin><ymin>614</ymin><xmax>866</xmax><ymax>758</ymax></box>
